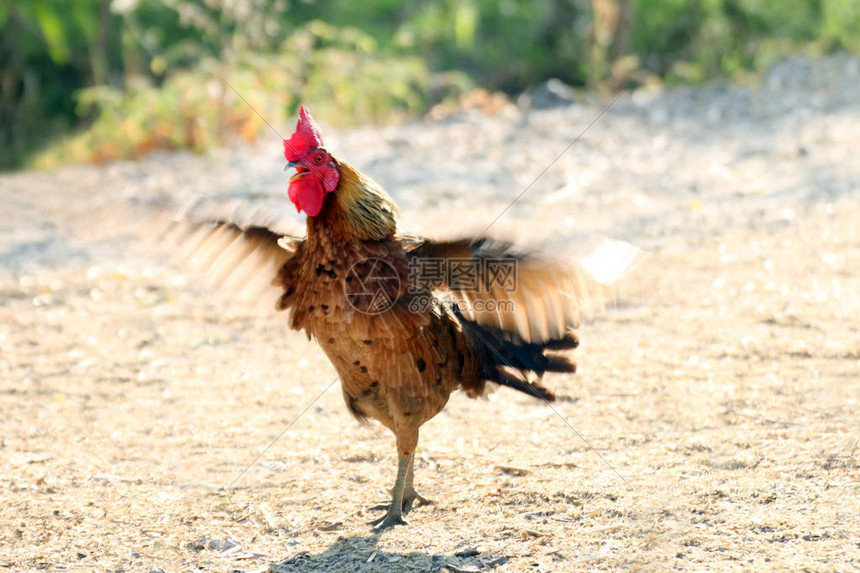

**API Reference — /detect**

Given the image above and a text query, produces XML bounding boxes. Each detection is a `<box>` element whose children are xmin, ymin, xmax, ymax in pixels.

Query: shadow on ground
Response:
<box><xmin>270</xmin><ymin>532</ymin><xmax>507</xmax><ymax>573</ymax></box>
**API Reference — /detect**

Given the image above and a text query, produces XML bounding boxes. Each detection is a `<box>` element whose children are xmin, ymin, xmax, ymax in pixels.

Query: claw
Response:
<box><xmin>369</xmin><ymin>491</ymin><xmax>432</xmax><ymax>516</ymax></box>
<box><xmin>402</xmin><ymin>491</ymin><xmax>432</xmax><ymax>515</ymax></box>
<box><xmin>368</xmin><ymin>511</ymin><xmax>408</xmax><ymax>530</ymax></box>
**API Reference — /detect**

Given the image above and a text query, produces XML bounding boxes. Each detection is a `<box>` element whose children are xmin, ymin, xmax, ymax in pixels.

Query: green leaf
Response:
<box><xmin>72</xmin><ymin>0</ymin><xmax>99</xmax><ymax>45</ymax></box>
<box><xmin>33</xmin><ymin>0</ymin><xmax>72</xmax><ymax>64</ymax></box>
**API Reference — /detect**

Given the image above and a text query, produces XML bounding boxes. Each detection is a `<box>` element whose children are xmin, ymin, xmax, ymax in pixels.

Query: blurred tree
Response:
<box><xmin>1</xmin><ymin>0</ymin><xmax>104</xmax><ymax>165</ymax></box>
<box><xmin>1</xmin><ymin>0</ymin><xmax>858</xmax><ymax>169</ymax></box>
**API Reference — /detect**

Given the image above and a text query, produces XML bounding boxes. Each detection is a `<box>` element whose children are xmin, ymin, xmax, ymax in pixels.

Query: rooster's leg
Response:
<box><xmin>368</xmin><ymin>427</ymin><xmax>421</xmax><ymax>529</ymax></box>
<box><xmin>366</xmin><ymin>453</ymin><xmax>430</xmax><ymax>515</ymax></box>
<box><xmin>368</xmin><ymin>453</ymin><xmax>410</xmax><ymax>529</ymax></box>
<box><xmin>402</xmin><ymin>453</ymin><xmax>431</xmax><ymax>515</ymax></box>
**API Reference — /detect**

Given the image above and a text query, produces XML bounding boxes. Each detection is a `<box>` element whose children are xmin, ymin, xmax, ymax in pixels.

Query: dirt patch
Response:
<box><xmin>1</xmin><ymin>56</ymin><xmax>858</xmax><ymax>571</ymax></box>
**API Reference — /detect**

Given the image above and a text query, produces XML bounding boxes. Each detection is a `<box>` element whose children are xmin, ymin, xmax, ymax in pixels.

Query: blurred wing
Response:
<box><xmin>159</xmin><ymin>197</ymin><xmax>304</xmax><ymax>306</ymax></box>
<box><xmin>404</xmin><ymin>234</ymin><xmax>643</xmax><ymax>344</ymax></box>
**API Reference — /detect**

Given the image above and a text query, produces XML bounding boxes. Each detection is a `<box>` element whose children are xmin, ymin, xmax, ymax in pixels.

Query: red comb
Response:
<box><xmin>284</xmin><ymin>106</ymin><xmax>324</xmax><ymax>161</ymax></box>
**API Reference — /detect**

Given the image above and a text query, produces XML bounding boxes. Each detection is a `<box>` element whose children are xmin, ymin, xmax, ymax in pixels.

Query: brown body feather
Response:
<box><xmin>274</xmin><ymin>163</ymin><xmax>524</xmax><ymax>453</ymax></box>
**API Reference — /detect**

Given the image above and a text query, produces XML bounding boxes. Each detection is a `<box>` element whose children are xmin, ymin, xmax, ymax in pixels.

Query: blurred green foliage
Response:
<box><xmin>1</xmin><ymin>0</ymin><xmax>858</xmax><ymax>169</ymax></box>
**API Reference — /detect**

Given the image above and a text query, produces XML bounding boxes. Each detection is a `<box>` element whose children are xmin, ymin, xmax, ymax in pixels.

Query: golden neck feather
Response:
<box><xmin>308</xmin><ymin>160</ymin><xmax>399</xmax><ymax>243</ymax></box>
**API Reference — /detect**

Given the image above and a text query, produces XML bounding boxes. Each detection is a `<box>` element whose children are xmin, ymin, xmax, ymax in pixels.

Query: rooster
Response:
<box><xmin>174</xmin><ymin>106</ymin><xmax>639</xmax><ymax>529</ymax></box>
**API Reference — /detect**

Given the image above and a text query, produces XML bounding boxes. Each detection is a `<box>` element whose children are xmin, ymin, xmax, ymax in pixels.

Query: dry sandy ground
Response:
<box><xmin>1</xmin><ymin>56</ymin><xmax>858</xmax><ymax>572</ymax></box>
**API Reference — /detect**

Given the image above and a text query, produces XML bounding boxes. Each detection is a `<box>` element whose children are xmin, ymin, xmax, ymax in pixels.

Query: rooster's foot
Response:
<box><xmin>368</xmin><ymin>510</ymin><xmax>408</xmax><ymax>530</ymax></box>
<box><xmin>368</xmin><ymin>488</ymin><xmax>431</xmax><ymax>515</ymax></box>
<box><xmin>402</xmin><ymin>488</ymin><xmax>432</xmax><ymax>514</ymax></box>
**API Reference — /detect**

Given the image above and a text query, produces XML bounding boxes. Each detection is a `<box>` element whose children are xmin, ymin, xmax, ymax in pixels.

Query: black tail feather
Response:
<box><xmin>495</xmin><ymin>336</ymin><xmax>577</xmax><ymax>378</ymax></box>
<box><xmin>540</xmin><ymin>331</ymin><xmax>579</xmax><ymax>350</ymax></box>
<box><xmin>543</xmin><ymin>353</ymin><xmax>577</xmax><ymax>373</ymax></box>
<box><xmin>491</xmin><ymin>368</ymin><xmax>556</xmax><ymax>401</ymax></box>
<box><xmin>463</xmin><ymin>318</ymin><xmax>577</xmax><ymax>401</ymax></box>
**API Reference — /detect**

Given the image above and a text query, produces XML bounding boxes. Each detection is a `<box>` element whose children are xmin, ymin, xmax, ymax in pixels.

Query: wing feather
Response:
<box><xmin>406</xmin><ymin>234</ymin><xmax>643</xmax><ymax>344</ymax></box>
<box><xmin>159</xmin><ymin>197</ymin><xmax>304</xmax><ymax>308</ymax></box>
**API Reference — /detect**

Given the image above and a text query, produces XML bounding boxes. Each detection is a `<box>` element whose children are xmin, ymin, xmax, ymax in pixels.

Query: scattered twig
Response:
<box><xmin>90</xmin><ymin>473</ymin><xmax>143</xmax><ymax>484</ymax></box>
<box><xmin>444</xmin><ymin>565</ymin><xmax>481</xmax><ymax>573</ymax></box>
<box><xmin>258</xmin><ymin>502</ymin><xmax>277</xmax><ymax>531</ymax></box>
<box><xmin>728</xmin><ymin>410</ymin><xmax>795</xmax><ymax>428</ymax></box>
<box><xmin>496</xmin><ymin>465</ymin><xmax>530</xmax><ymax>476</ymax></box>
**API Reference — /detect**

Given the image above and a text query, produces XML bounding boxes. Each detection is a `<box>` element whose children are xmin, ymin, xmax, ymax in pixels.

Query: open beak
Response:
<box><xmin>285</xmin><ymin>160</ymin><xmax>308</xmax><ymax>183</ymax></box>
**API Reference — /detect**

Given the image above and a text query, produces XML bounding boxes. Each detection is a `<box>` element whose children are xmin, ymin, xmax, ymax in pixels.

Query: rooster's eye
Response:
<box><xmin>313</xmin><ymin>154</ymin><xmax>324</xmax><ymax>164</ymax></box>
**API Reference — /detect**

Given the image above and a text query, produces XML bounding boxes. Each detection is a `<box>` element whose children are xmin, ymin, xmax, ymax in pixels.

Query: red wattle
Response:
<box><xmin>288</xmin><ymin>179</ymin><xmax>325</xmax><ymax>217</ymax></box>
<box><xmin>298</xmin><ymin>184</ymin><xmax>325</xmax><ymax>217</ymax></box>
<box><xmin>288</xmin><ymin>182</ymin><xmax>300</xmax><ymax>211</ymax></box>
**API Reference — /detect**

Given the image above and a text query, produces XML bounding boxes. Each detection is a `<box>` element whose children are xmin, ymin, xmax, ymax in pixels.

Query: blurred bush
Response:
<box><xmin>1</xmin><ymin>0</ymin><xmax>858</xmax><ymax>169</ymax></box>
<box><xmin>34</xmin><ymin>21</ymin><xmax>448</xmax><ymax>167</ymax></box>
